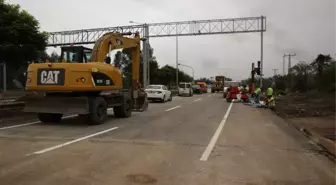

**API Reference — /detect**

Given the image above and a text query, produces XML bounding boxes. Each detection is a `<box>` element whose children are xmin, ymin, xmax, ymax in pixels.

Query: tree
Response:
<box><xmin>0</xmin><ymin>0</ymin><xmax>48</xmax><ymax>67</ymax></box>
<box><xmin>311</xmin><ymin>54</ymin><xmax>332</xmax><ymax>76</ymax></box>
<box><xmin>195</xmin><ymin>78</ymin><xmax>212</xmax><ymax>84</ymax></box>
<box><xmin>273</xmin><ymin>75</ymin><xmax>287</xmax><ymax>91</ymax></box>
<box><xmin>112</xmin><ymin>44</ymin><xmax>162</xmax><ymax>87</ymax></box>
<box><xmin>291</xmin><ymin>61</ymin><xmax>313</xmax><ymax>92</ymax></box>
<box><xmin>292</xmin><ymin>61</ymin><xmax>312</xmax><ymax>76</ymax></box>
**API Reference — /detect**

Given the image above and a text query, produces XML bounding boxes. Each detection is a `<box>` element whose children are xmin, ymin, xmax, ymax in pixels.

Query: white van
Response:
<box><xmin>178</xmin><ymin>82</ymin><xmax>193</xmax><ymax>97</ymax></box>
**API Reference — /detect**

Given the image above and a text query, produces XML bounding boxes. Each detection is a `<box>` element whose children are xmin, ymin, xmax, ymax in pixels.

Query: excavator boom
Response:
<box><xmin>91</xmin><ymin>32</ymin><xmax>141</xmax><ymax>90</ymax></box>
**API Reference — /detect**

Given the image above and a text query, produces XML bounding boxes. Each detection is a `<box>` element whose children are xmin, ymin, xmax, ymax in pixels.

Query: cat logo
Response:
<box><xmin>41</xmin><ymin>70</ymin><xmax>59</xmax><ymax>84</ymax></box>
<box><xmin>37</xmin><ymin>69</ymin><xmax>65</xmax><ymax>85</ymax></box>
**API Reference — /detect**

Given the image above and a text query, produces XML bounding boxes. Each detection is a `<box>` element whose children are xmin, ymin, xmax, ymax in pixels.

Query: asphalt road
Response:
<box><xmin>0</xmin><ymin>93</ymin><xmax>334</xmax><ymax>185</ymax></box>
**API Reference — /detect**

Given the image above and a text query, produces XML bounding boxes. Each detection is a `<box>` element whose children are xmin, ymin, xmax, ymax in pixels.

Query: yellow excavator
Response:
<box><xmin>21</xmin><ymin>32</ymin><xmax>148</xmax><ymax>125</ymax></box>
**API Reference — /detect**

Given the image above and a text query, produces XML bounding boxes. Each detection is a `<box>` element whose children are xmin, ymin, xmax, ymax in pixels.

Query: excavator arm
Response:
<box><xmin>91</xmin><ymin>32</ymin><xmax>141</xmax><ymax>90</ymax></box>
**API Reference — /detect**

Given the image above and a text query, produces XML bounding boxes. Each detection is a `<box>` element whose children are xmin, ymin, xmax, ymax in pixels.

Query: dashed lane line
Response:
<box><xmin>193</xmin><ymin>98</ymin><xmax>202</xmax><ymax>102</ymax></box>
<box><xmin>26</xmin><ymin>126</ymin><xmax>119</xmax><ymax>156</ymax></box>
<box><xmin>165</xmin><ymin>105</ymin><xmax>181</xmax><ymax>112</ymax></box>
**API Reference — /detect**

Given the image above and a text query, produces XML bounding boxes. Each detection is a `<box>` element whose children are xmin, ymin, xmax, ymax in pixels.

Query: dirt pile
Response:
<box><xmin>275</xmin><ymin>91</ymin><xmax>335</xmax><ymax>118</ymax></box>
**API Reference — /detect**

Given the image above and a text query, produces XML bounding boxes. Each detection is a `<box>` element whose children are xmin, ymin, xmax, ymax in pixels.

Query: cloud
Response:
<box><xmin>7</xmin><ymin>0</ymin><xmax>336</xmax><ymax>81</ymax></box>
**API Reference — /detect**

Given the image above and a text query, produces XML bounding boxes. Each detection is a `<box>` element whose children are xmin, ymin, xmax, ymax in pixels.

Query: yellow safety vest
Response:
<box><xmin>267</xmin><ymin>87</ymin><xmax>273</xmax><ymax>96</ymax></box>
<box><xmin>255</xmin><ymin>88</ymin><xmax>261</xmax><ymax>95</ymax></box>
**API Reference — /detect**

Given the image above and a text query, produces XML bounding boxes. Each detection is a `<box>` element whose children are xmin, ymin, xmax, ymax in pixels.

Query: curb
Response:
<box><xmin>300</xmin><ymin>128</ymin><xmax>336</xmax><ymax>157</ymax></box>
<box><xmin>286</xmin><ymin>119</ymin><xmax>336</xmax><ymax>161</ymax></box>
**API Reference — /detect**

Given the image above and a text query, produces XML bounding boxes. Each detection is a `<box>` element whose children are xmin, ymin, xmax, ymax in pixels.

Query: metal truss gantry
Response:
<box><xmin>47</xmin><ymin>16</ymin><xmax>266</xmax><ymax>46</ymax></box>
<box><xmin>47</xmin><ymin>16</ymin><xmax>266</xmax><ymax>87</ymax></box>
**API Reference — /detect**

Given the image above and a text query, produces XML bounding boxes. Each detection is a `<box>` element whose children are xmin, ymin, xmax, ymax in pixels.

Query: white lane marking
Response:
<box><xmin>0</xmin><ymin>115</ymin><xmax>77</xmax><ymax>130</ymax></box>
<box><xmin>165</xmin><ymin>105</ymin><xmax>181</xmax><ymax>112</ymax></box>
<box><xmin>208</xmin><ymin>95</ymin><xmax>212</xmax><ymax>97</ymax></box>
<box><xmin>200</xmin><ymin>100</ymin><xmax>234</xmax><ymax>161</ymax></box>
<box><xmin>0</xmin><ymin>108</ymin><xmax>114</xmax><ymax>130</ymax></box>
<box><xmin>194</xmin><ymin>98</ymin><xmax>202</xmax><ymax>102</ymax></box>
<box><xmin>27</xmin><ymin>127</ymin><xmax>119</xmax><ymax>156</ymax></box>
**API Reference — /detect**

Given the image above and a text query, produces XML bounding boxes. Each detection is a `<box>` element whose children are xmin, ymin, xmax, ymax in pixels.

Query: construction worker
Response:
<box><xmin>267</xmin><ymin>85</ymin><xmax>274</xmax><ymax>99</ymax></box>
<box><xmin>254</xmin><ymin>86</ymin><xmax>261</xmax><ymax>104</ymax></box>
<box><xmin>249</xmin><ymin>83</ymin><xmax>255</xmax><ymax>97</ymax></box>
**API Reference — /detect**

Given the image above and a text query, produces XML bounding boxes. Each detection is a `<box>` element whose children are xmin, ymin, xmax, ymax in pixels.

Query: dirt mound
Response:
<box><xmin>275</xmin><ymin>91</ymin><xmax>335</xmax><ymax>118</ymax></box>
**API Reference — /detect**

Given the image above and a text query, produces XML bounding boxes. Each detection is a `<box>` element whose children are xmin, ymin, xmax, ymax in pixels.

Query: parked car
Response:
<box><xmin>192</xmin><ymin>84</ymin><xmax>202</xmax><ymax>94</ymax></box>
<box><xmin>145</xmin><ymin>85</ymin><xmax>172</xmax><ymax>103</ymax></box>
<box><xmin>178</xmin><ymin>82</ymin><xmax>193</xmax><ymax>97</ymax></box>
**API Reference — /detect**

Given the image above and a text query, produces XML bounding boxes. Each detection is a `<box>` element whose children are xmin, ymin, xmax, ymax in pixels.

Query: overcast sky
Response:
<box><xmin>7</xmin><ymin>0</ymin><xmax>336</xmax><ymax>80</ymax></box>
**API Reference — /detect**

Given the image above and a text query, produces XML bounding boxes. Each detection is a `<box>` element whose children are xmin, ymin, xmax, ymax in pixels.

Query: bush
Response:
<box><xmin>318</xmin><ymin>62</ymin><xmax>335</xmax><ymax>91</ymax></box>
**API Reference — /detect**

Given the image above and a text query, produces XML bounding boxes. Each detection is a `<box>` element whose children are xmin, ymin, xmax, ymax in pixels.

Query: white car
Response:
<box><xmin>145</xmin><ymin>85</ymin><xmax>172</xmax><ymax>102</ymax></box>
<box><xmin>178</xmin><ymin>82</ymin><xmax>193</xmax><ymax>97</ymax></box>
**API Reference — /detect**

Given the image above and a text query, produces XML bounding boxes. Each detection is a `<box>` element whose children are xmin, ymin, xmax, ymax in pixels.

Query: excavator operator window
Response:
<box><xmin>83</xmin><ymin>49</ymin><xmax>92</xmax><ymax>63</ymax></box>
<box><xmin>61</xmin><ymin>50</ymin><xmax>80</xmax><ymax>63</ymax></box>
<box><xmin>61</xmin><ymin>51</ymin><xmax>79</xmax><ymax>63</ymax></box>
<box><xmin>61</xmin><ymin>46</ymin><xmax>93</xmax><ymax>63</ymax></box>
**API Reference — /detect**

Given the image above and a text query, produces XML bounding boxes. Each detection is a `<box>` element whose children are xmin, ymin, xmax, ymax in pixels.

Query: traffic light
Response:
<box><xmin>255</xmin><ymin>68</ymin><xmax>261</xmax><ymax>75</ymax></box>
<box><xmin>251</xmin><ymin>63</ymin><xmax>255</xmax><ymax>82</ymax></box>
<box><xmin>255</xmin><ymin>61</ymin><xmax>261</xmax><ymax>75</ymax></box>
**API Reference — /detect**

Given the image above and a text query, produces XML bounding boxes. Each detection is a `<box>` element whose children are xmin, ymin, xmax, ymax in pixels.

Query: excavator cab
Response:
<box><xmin>60</xmin><ymin>46</ymin><xmax>92</xmax><ymax>63</ymax></box>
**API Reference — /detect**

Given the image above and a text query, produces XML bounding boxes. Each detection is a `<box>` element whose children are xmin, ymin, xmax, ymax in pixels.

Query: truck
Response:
<box><xmin>196</xmin><ymin>82</ymin><xmax>207</xmax><ymax>93</ymax></box>
<box><xmin>20</xmin><ymin>32</ymin><xmax>148</xmax><ymax>125</ymax></box>
<box><xmin>211</xmin><ymin>75</ymin><xmax>225</xmax><ymax>93</ymax></box>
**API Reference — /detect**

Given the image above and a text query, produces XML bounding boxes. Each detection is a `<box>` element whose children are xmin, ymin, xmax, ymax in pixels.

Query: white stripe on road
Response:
<box><xmin>0</xmin><ymin>115</ymin><xmax>77</xmax><ymax>130</ymax></box>
<box><xmin>200</xmin><ymin>100</ymin><xmax>234</xmax><ymax>161</ymax></box>
<box><xmin>165</xmin><ymin>105</ymin><xmax>181</xmax><ymax>112</ymax></box>
<box><xmin>0</xmin><ymin>109</ymin><xmax>114</xmax><ymax>130</ymax></box>
<box><xmin>208</xmin><ymin>95</ymin><xmax>211</xmax><ymax>97</ymax></box>
<box><xmin>0</xmin><ymin>121</ymin><xmax>40</xmax><ymax>130</ymax></box>
<box><xmin>193</xmin><ymin>98</ymin><xmax>202</xmax><ymax>102</ymax></box>
<box><xmin>27</xmin><ymin>127</ymin><xmax>119</xmax><ymax>156</ymax></box>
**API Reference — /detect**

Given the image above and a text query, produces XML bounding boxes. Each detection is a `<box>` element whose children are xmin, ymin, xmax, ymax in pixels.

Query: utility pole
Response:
<box><xmin>284</xmin><ymin>53</ymin><xmax>296</xmax><ymax>90</ymax></box>
<box><xmin>176</xmin><ymin>36</ymin><xmax>179</xmax><ymax>89</ymax></box>
<box><xmin>282</xmin><ymin>55</ymin><xmax>286</xmax><ymax>75</ymax></box>
<box><xmin>284</xmin><ymin>53</ymin><xmax>296</xmax><ymax>74</ymax></box>
<box><xmin>272</xmin><ymin>69</ymin><xmax>278</xmax><ymax>76</ymax></box>
<box><xmin>260</xmin><ymin>15</ymin><xmax>264</xmax><ymax>88</ymax></box>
